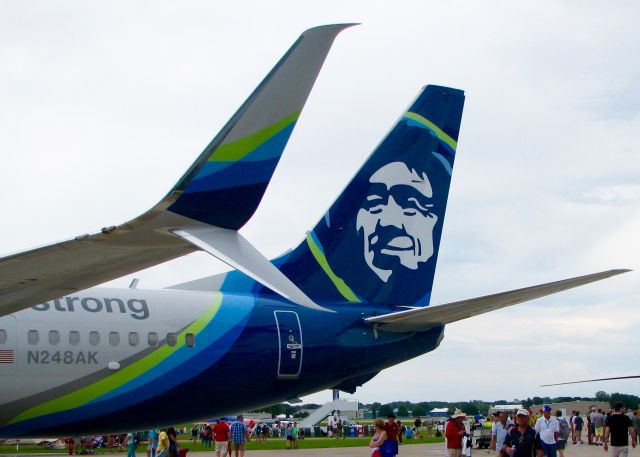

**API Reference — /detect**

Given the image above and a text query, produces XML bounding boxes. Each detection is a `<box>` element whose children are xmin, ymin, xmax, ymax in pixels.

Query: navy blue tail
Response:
<box><xmin>276</xmin><ymin>85</ymin><xmax>465</xmax><ymax>306</ymax></box>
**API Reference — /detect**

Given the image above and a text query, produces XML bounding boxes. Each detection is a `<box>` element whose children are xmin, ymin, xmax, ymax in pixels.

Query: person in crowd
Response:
<box><xmin>166</xmin><ymin>427</ymin><xmax>179</xmax><ymax>457</ymax></box>
<box><xmin>604</xmin><ymin>402</ymin><xmax>637</xmax><ymax>456</ymax></box>
<box><xmin>503</xmin><ymin>409</ymin><xmax>538</xmax><ymax>457</ymax></box>
<box><xmin>384</xmin><ymin>413</ymin><xmax>401</xmax><ymax>457</ymax></box>
<box><xmin>414</xmin><ymin>416</ymin><xmax>423</xmax><ymax>439</ymax></box>
<box><xmin>556</xmin><ymin>411</ymin><xmax>570</xmax><ymax>457</ymax></box>
<box><xmin>254</xmin><ymin>424</ymin><xmax>261</xmax><ymax>444</ymax></box>
<box><xmin>445</xmin><ymin>410</ymin><xmax>467</xmax><ymax>457</ymax></box>
<box><xmin>370</xmin><ymin>419</ymin><xmax>388</xmax><ymax>457</ymax></box>
<box><xmin>214</xmin><ymin>418</ymin><xmax>231</xmax><ymax>457</ymax></box>
<box><xmin>398</xmin><ymin>420</ymin><xmax>405</xmax><ymax>445</ymax></box>
<box><xmin>530</xmin><ymin>409</ymin><xmax>540</xmax><ymax>428</ymax></box>
<box><xmin>574</xmin><ymin>411</ymin><xmax>584</xmax><ymax>445</ymax></box>
<box><xmin>535</xmin><ymin>406</ymin><xmax>559</xmax><ymax>457</ymax></box>
<box><xmin>262</xmin><ymin>424</ymin><xmax>270</xmax><ymax>443</ymax></box>
<box><xmin>156</xmin><ymin>429</ymin><xmax>169</xmax><ymax>457</ymax></box>
<box><xmin>284</xmin><ymin>423</ymin><xmax>294</xmax><ymax>450</ymax></box>
<box><xmin>230</xmin><ymin>415</ymin><xmax>249</xmax><ymax>457</ymax></box>
<box><xmin>490</xmin><ymin>411</ymin><xmax>514</xmax><ymax>455</ymax></box>
<box><xmin>147</xmin><ymin>430</ymin><xmax>158</xmax><ymax>457</ymax></box>
<box><xmin>594</xmin><ymin>409</ymin><xmax>606</xmax><ymax>446</ymax></box>
<box><xmin>292</xmin><ymin>422</ymin><xmax>300</xmax><ymax>449</ymax></box>
<box><xmin>631</xmin><ymin>411</ymin><xmax>640</xmax><ymax>448</ymax></box>
<box><xmin>125</xmin><ymin>433</ymin><xmax>136</xmax><ymax>457</ymax></box>
<box><xmin>65</xmin><ymin>438</ymin><xmax>74</xmax><ymax>455</ymax></box>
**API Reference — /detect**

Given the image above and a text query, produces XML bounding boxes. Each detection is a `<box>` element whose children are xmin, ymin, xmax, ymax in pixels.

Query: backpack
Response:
<box><xmin>575</xmin><ymin>416</ymin><xmax>584</xmax><ymax>428</ymax></box>
<box><xmin>558</xmin><ymin>418</ymin><xmax>570</xmax><ymax>440</ymax></box>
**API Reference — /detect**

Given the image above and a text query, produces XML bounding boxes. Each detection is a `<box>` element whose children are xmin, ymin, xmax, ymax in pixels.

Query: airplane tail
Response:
<box><xmin>277</xmin><ymin>85</ymin><xmax>465</xmax><ymax>306</ymax></box>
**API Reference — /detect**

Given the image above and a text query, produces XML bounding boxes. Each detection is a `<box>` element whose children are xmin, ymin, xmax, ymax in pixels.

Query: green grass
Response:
<box><xmin>0</xmin><ymin>444</ymin><xmax>65</xmax><ymax>454</ymax></box>
<box><xmin>0</xmin><ymin>437</ymin><xmax>444</xmax><ymax>454</ymax></box>
<box><xmin>182</xmin><ymin>436</ymin><xmax>443</xmax><ymax>452</ymax></box>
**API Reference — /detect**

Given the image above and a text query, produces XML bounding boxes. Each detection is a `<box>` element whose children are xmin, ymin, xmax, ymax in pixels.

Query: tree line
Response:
<box><xmin>252</xmin><ymin>391</ymin><xmax>640</xmax><ymax>418</ymax></box>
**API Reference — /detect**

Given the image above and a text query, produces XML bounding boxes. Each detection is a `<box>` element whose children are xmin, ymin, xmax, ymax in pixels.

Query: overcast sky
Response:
<box><xmin>1</xmin><ymin>1</ymin><xmax>639</xmax><ymax>406</ymax></box>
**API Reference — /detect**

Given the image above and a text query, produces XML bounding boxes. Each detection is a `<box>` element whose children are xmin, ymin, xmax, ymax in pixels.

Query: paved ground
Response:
<box><xmin>2</xmin><ymin>442</ymin><xmax>639</xmax><ymax>457</ymax></box>
<box><xmin>229</xmin><ymin>442</ymin><xmax>639</xmax><ymax>457</ymax></box>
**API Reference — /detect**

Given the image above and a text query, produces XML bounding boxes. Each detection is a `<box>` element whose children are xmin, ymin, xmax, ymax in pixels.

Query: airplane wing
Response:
<box><xmin>0</xmin><ymin>24</ymin><xmax>354</xmax><ymax>317</ymax></box>
<box><xmin>365</xmin><ymin>269</ymin><xmax>629</xmax><ymax>332</ymax></box>
<box><xmin>540</xmin><ymin>375</ymin><xmax>640</xmax><ymax>387</ymax></box>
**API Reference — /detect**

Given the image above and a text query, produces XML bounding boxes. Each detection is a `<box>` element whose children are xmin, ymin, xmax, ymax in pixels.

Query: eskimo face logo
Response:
<box><xmin>356</xmin><ymin>161</ymin><xmax>438</xmax><ymax>282</ymax></box>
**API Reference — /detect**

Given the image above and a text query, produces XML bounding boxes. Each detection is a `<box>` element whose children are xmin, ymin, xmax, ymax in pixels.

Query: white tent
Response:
<box><xmin>429</xmin><ymin>407</ymin><xmax>449</xmax><ymax>416</ymax></box>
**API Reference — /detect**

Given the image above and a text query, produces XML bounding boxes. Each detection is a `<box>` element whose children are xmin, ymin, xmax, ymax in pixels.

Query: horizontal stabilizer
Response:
<box><xmin>172</xmin><ymin>228</ymin><xmax>333</xmax><ymax>313</ymax></box>
<box><xmin>365</xmin><ymin>269</ymin><xmax>630</xmax><ymax>332</ymax></box>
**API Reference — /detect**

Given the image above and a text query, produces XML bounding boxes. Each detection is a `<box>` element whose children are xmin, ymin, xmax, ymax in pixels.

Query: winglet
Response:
<box><xmin>165</xmin><ymin>24</ymin><xmax>357</xmax><ymax>229</ymax></box>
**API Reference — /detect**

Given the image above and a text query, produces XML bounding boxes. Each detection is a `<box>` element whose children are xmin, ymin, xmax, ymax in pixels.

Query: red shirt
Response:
<box><xmin>213</xmin><ymin>422</ymin><xmax>230</xmax><ymax>442</ymax></box>
<box><xmin>384</xmin><ymin>422</ymin><xmax>400</xmax><ymax>441</ymax></box>
<box><xmin>445</xmin><ymin>420</ymin><xmax>464</xmax><ymax>448</ymax></box>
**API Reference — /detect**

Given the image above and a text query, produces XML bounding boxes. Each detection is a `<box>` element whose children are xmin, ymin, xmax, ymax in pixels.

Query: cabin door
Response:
<box><xmin>274</xmin><ymin>310</ymin><xmax>303</xmax><ymax>379</ymax></box>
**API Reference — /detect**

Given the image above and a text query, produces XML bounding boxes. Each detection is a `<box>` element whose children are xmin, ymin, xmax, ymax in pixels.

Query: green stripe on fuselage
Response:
<box><xmin>9</xmin><ymin>294</ymin><xmax>223</xmax><ymax>425</ymax></box>
<box><xmin>210</xmin><ymin>111</ymin><xmax>300</xmax><ymax>162</ymax></box>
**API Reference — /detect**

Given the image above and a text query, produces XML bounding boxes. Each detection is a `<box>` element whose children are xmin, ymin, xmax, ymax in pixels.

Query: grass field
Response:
<box><xmin>0</xmin><ymin>437</ymin><xmax>444</xmax><ymax>454</ymax></box>
<box><xmin>196</xmin><ymin>436</ymin><xmax>444</xmax><ymax>451</ymax></box>
<box><xmin>0</xmin><ymin>444</ymin><xmax>63</xmax><ymax>454</ymax></box>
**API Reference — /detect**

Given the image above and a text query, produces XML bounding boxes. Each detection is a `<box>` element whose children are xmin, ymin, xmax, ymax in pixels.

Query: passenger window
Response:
<box><xmin>109</xmin><ymin>331</ymin><xmax>120</xmax><ymax>346</ymax></box>
<box><xmin>89</xmin><ymin>331</ymin><xmax>100</xmax><ymax>346</ymax></box>
<box><xmin>185</xmin><ymin>333</ymin><xmax>195</xmax><ymax>347</ymax></box>
<box><xmin>166</xmin><ymin>333</ymin><xmax>177</xmax><ymax>347</ymax></box>
<box><xmin>49</xmin><ymin>330</ymin><xmax>60</xmax><ymax>345</ymax></box>
<box><xmin>148</xmin><ymin>332</ymin><xmax>158</xmax><ymax>347</ymax></box>
<box><xmin>0</xmin><ymin>329</ymin><xmax>7</xmax><ymax>344</ymax></box>
<box><xmin>69</xmin><ymin>331</ymin><xmax>80</xmax><ymax>346</ymax></box>
<box><xmin>28</xmin><ymin>330</ymin><xmax>39</xmax><ymax>345</ymax></box>
<box><xmin>129</xmin><ymin>332</ymin><xmax>139</xmax><ymax>346</ymax></box>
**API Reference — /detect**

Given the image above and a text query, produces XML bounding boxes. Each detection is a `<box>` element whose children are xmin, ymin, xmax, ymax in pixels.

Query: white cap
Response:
<box><xmin>516</xmin><ymin>409</ymin><xmax>530</xmax><ymax>416</ymax></box>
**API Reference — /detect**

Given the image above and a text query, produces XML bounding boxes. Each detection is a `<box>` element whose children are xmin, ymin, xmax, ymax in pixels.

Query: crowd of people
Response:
<box><xmin>471</xmin><ymin>403</ymin><xmax>639</xmax><ymax>457</ymax></box>
<box><xmin>61</xmin><ymin>403</ymin><xmax>640</xmax><ymax>457</ymax></box>
<box><xmin>107</xmin><ymin>418</ymin><xmax>250</xmax><ymax>457</ymax></box>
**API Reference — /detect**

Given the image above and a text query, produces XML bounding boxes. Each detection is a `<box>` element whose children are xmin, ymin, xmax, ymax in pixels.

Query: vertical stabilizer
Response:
<box><xmin>276</xmin><ymin>85</ymin><xmax>465</xmax><ymax>306</ymax></box>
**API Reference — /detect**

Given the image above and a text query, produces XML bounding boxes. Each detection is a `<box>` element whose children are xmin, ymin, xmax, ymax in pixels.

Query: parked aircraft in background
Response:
<box><xmin>0</xmin><ymin>24</ymin><xmax>628</xmax><ymax>438</ymax></box>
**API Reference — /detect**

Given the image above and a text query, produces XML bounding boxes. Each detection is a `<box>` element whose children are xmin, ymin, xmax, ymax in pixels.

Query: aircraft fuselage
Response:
<box><xmin>0</xmin><ymin>288</ymin><xmax>444</xmax><ymax>437</ymax></box>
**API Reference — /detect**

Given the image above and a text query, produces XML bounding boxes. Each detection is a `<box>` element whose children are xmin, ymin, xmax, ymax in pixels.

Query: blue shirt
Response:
<box><xmin>230</xmin><ymin>422</ymin><xmax>248</xmax><ymax>444</ymax></box>
<box><xmin>493</xmin><ymin>420</ymin><xmax>514</xmax><ymax>448</ymax></box>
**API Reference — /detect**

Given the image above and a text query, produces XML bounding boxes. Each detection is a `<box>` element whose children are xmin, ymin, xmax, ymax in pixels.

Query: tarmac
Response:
<box><xmin>2</xmin><ymin>441</ymin><xmax>639</xmax><ymax>457</ymax></box>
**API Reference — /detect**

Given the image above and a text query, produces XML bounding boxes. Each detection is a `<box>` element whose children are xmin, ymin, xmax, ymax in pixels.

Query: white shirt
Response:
<box><xmin>535</xmin><ymin>416</ymin><xmax>560</xmax><ymax>444</ymax></box>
